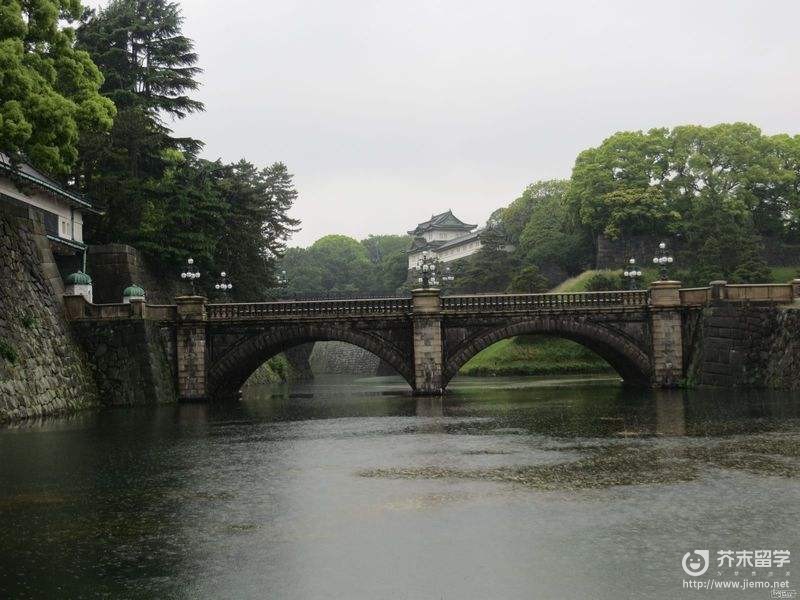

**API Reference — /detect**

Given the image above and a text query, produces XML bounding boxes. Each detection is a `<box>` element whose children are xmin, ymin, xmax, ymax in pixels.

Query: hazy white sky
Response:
<box><xmin>96</xmin><ymin>0</ymin><xmax>800</xmax><ymax>246</ymax></box>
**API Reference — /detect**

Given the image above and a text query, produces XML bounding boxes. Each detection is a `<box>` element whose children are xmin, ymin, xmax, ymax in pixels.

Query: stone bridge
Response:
<box><xmin>64</xmin><ymin>280</ymin><xmax>800</xmax><ymax>401</ymax></box>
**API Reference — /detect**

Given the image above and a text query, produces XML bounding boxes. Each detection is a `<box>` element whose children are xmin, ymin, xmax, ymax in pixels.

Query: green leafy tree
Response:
<box><xmin>361</xmin><ymin>234</ymin><xmax>411</xmax><ymax>293</ymax></box>
<box><xmin>0</xmin><ymin>0</ymin><xmax>115</xmax><ymax>174</ymax></box>
<box><xmin>454</xmin><ymin>245</ymin><xmax>517</xmax><ymax>293</ymax></box>
<box><xmin>281</xmin><ymin>247</ymin><xmax>325</xmax><ymax>294</ymax></box>
<box><xmin>568</xmin><ymin>123</ymin><xmax>798</xmax><ymax>280</ymax></box>
<box><xmin>513</xmin><ymin>179</ymin><xmax>592</xmax><ymax>277</ymax></box>
<box><xmin>507</xmin><ymin>265</ymin><xmax>550</xmax><ymax>293</ymax></box>
<box><xmin>282</xmin><ymin>235</ymin><xmax>372</xmax><ymax>294</ymax></box>
<box><xmin>584</xmin><ymin>272</ymin><xmax>622</xmax><ymax>292</ymax></box>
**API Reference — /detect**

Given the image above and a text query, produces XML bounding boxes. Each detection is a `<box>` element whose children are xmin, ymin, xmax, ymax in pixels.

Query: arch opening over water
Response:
<box><xmin>207</xmin><ymin>324</ymin><xmax>414</xmax><ymax>399</ymax></box>
<box><xmin>443</xmin><ymin>317</ymin><xmax>652</xmax><ymax>387</ymax></box>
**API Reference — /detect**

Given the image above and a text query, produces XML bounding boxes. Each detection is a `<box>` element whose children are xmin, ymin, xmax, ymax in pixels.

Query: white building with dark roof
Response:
<box><xmin>407</xmin><ymin>210</ymin><xmax>484</xmax><ymax>269</ymax></box>
<box><xmin>0</xmin><ymin>152</ymin><xmax>99</xmax><ymax>268</ymax></box>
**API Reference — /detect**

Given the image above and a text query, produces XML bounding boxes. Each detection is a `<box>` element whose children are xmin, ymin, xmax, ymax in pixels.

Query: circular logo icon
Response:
<box><xmin>682</xmin><ymin>550</ymin><xmax>710</xmax><ymax>577</ymax></box>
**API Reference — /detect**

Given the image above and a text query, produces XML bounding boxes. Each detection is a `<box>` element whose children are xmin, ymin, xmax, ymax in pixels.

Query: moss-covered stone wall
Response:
<box><xmin>70</xmin><ymin>319</ymin><xmax>176</xmax><ymax>405</ymax></box>
<box><xmin>0</xmin><ymin>200</ymin><xmax>98</xmax><ymax>421</ymax></box>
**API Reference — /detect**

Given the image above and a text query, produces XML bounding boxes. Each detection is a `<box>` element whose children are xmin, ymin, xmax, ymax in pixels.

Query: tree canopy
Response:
<box><xmin>0</xmin><ymin>0</ymin><xmax>115</xmax><ymax>174</ymax></box>
<box><xmin>68</xmin><ymin>0</ymin><xmax>300</xmax><ymax>299</ymax></box>
<box><xmin>280</xmin><ymin>234</ymin><xmax>410</xmax><ymax>295</ymax></box>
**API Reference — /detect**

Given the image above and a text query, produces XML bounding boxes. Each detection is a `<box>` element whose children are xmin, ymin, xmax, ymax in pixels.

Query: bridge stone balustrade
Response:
<box><xmin>62</xmin><ymin>280</ymin><xmax>799</xmax><ymax>401</ymax></box>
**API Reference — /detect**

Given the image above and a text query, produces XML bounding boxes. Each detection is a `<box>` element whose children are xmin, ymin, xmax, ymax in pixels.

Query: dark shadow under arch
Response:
<box><xmin>443</xmin><ymin>317</ymin><xmax>652</xmax><ymax>387</ymax></box>
<box><xmin>208</xmin><ymin>323</ymin><xmax>414</xmax><ymax>399</ymax></box>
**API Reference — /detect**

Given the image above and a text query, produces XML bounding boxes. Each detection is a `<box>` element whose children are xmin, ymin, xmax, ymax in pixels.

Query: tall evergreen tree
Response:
<box><xmin>213</xmin><ymin>161</ymin><xmax>300</xmax><ymax>300</ymax></box>
<box><xmin>74</xmin><ymin>0</ymin><xmax>205</xmax><ymax>244</ymax></box>
<box><xmin>77</xmin><ymin>0</ymin><xmax>203</xmax><ymax>120</ymax></box>
<box><xmin>262</xmin><ymin>163</ymin><xmax>302</xmax><ymax>257</ymax></box>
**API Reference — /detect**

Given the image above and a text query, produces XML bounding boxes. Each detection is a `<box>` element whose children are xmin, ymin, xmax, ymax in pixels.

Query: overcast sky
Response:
<box><xmin>105</xmin><ymin>0</ymin><xmax>800</xmax><ymax>246</ymax></box>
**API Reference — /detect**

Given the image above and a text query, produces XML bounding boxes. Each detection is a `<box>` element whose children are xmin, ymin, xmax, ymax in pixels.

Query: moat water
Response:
<box><xmin>1</xmin><ymin>375</ymin><xmax>799</xmax><ymax>599</ymax></box>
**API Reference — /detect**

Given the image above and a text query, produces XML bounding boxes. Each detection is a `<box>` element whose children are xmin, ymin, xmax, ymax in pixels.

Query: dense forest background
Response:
<box><xmin>285</xmin><ymin>124</ymin><xmax>800</xmax><ymax>295</ymax></box>
<box><xmin>3</xmin><ymin>1</ymin><xmax>800</xmax><ymax>300</ymax></box>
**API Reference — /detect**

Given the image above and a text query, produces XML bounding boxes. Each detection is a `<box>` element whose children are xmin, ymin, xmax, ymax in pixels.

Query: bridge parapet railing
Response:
<box><xmin>725</xmin><ymin>283</ymin><xmax>793</xmax><ymax>303</ymax></box>
<box><xmin>679</xmin><ymin>282</ymin><xmax>796</xmax><ymax>306</ymax></box>
<box><xmin>64</xmin><ymin>295</ymin><xmax>177</xmax><ymax>321</ymax></box>
<box><xmin>441</xmin><ymin>290</ymin><xmax>650</xmax><ymax>313</ymax></box>
<box><xmin>206</xmin><ymin>297</ymin><xmax>413</xmax><ymax>320</ymax></box>
<box><xmin>678</xmin><ymin>287</ymin><xmax>710</xmax><ymax>306</ymax></box>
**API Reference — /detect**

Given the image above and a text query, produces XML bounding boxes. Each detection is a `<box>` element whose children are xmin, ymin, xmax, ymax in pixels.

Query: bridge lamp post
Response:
<box><xmin>415</xmin><ymin>251</ymin><xmax>440</xmax><ymax>288</ymax></box>
<box><xmin>180</xmin><ymin>258</ymin><xmax>201</xmax><ymax>294</ymax></box>
<box><xmin>623</xmin><ymin>258</ymin><xmax>642</xmax><ymax>290</ymax></box>
<box><xmin>277</xmin><ymin>269</ymin><xmax>288</xmax><ymax>287</ymax></box>
<box><xmin>441</xmin><ymin>265</ymin><xmax>455</xmax><ymax>287</ymax></box>
<box><xmin>653</xmin><ymin>242</ymin><xmax>674</xmax><ymax>281</ymax></box>
<box><xmin>215</xmin><ymin>271</ymin><xmax>233</xmax><ymax>300</ymax></box>
<box><xmin>266</xmin><ymin>269</ymin><xmax>288</xmax><ymax>300</ymax></box>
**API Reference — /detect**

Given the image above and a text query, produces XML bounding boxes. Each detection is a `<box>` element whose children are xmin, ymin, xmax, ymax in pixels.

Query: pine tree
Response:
<box><xmin>77</xmin><ymin>0</ymin><xmax>204</xmax><ymax>120</ymax></box>
<box><xmin>263</xmin><ymin>163</ymin><xmax>301</xmax><ymax>256</ymax></box>
<box><xmin>75</xmin><ymin>0</ymin><xmax>206</xmax><ymax>244</ymax></box>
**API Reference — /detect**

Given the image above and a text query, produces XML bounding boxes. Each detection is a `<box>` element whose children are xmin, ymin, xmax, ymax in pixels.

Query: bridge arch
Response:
<box><xmin>443</xmin><ymin>316</ymin><xmax>652</xmax><ymax>386</ymax></box>
<box><xmin>207</xmin><ymin>323</ymin><xmax>414</xmax><ymax>399</ymax></box>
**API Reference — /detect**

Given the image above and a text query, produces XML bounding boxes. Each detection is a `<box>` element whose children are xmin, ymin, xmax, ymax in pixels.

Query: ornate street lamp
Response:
<box><xmin>652</xmin><ymin>241</ymin><xmax>674</xmax><ymax>281</ymax></box>
<box><xmin>265</xmin><ymin>269</ymin><xmax>288</xmax><ymax>300</ymax></box>
<box><xmin>276</xmin><ymin>269</ymin><xmax>288</xmax><ymax>287</ymax></box>
<box><xmin>441</xmin><ymin>265</ymin><xmax>455</xmax><ymax>286</ymax></box>
<box><xmin>180</xmin><ymin>257</ymin><xmax>201</xmax><ymax>294</ymax></box>
<box><xmin>623</xmin><ymin>257</ymin><xmax>642</xmax><ymax>290</ymax></box>
<box><xmin>214</xmin><ymin>271</ymin><xmax>233</xmax><ymax>300</ymax></box>
<box><xmin>414</xmin><ymin>251</ymin><xmax>440</xmax><ymax>288</ymax></box>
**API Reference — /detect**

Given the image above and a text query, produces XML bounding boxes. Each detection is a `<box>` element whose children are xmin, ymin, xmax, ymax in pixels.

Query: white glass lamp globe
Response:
<box><xmin>653</xmin><ymin>257</ymin><xmax>659</xmax><ymax>264</ymax></box>
<box><xmin>667</xmin><ymin>256</ymin><xmax>674</xmax><ymax>263</ymax></box>
<box><xmin>181</xmin><ymin>272</ymin><xmax>187</xmax><ymax>279</ymax></box>
<box><xmin>629</xmin><ymin>258</ymin><xmax>635</xmax><ymax>264</ymax></box>
<box><xmin>659</xmin><ymin>242</ymin><xmax>666</xmax><ymax>250</ymax></box>
<box><xmin>221</xmin><ymin>271</ymin><xmax>226</xmax><ymax>277</ymax></box>
<box><xmin>187</xmin><ymin>258</ymin><xmax>194</xmax><ymax>265</ymax></box>
<box><xmin>624</xmin><ymin>271</ymin><xmax>630</xmax><ymax>277</ymax></box>
<box><xmin>215</xmin><ymin>284</ymin><xmax>220</xmax><ymax>290</ymax></box>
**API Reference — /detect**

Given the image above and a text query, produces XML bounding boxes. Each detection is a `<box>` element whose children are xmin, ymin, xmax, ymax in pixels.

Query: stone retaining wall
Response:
<box><xmin>0</xmin><ymin>199</ymin><xmax>98</xmax><ymax>421</ymax></box>
<box><xmin>87</xmin><ymin>244</ymin><xmax>178</xmax><ymax>304</ymax></box>
<box><xmin>686</xmin><ymin>304</ymin><xmax>800</xmax><ymax>388</ymax></box>
<box><xmin>70</xmin><ymin>320</ymin><xmax>176</xmax><ymax>405</ymax></box>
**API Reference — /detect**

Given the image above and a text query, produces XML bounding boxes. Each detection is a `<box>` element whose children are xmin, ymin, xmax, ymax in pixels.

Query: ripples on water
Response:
<box><xmin>1</xmin><ymin>375</ymin><xmax>799</xmax><ymax>599</ymax></box>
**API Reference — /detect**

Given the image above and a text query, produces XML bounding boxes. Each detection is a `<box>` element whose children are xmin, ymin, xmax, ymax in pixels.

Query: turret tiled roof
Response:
<box><xmin>407</xmin><ymin>210</ymin><xmax>477</xmax><ymax>235</ymax></box>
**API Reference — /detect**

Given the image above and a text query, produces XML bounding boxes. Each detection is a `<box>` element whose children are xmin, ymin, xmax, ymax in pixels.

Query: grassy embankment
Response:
<box><xmin>458</xmin><ymin>266</ymin><xmax>800</xmax><ymax>377</ymax></box>
<box><xmin>248</xmin><ymin>354</ymin><xmax>305</xmax><ymax>384</ymax></box>
<box><xmin>459</xmin><ymin>270</ymin><xmax>618</xmax><ymax>377</ymax></box>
